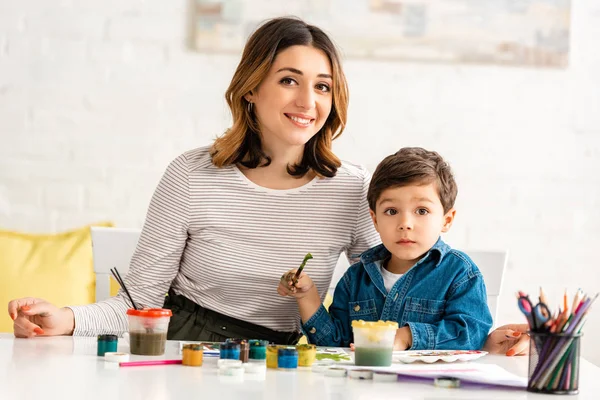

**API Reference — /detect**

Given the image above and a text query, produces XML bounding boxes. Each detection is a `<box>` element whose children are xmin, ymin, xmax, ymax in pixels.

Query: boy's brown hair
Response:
<box><xmin>367</xmin><ymin>147</ymin><xmax>458</xmax><ymax>213</ymax></box>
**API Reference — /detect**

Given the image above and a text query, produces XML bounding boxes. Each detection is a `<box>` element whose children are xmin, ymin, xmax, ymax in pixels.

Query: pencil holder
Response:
<box><xmin>527</xmin><ymin>332</ymin><xmax>582</xmax><ymax>395</ymax></box>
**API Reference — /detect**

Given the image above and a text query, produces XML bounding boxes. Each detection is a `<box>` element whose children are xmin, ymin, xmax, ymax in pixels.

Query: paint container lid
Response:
<box><xmin>372</xmin><ymin>371</ymin><xmax>398</xmax><ymax>382</ymax></box>
<box><xmin>104</xmin><ymin>352</ymin><xmax>130</xmax><ymax>363</ymax></box>
<box><xmin>277</xmin><ymin>348</ymin><xmax>298</xmax><ymax>356</ymax></box>
<box><xmin>244</xmin><ymin>363</ymin><xmax>267</xmax><ymax>374</ymax></box>
<box><xmin>349</xmin><ymin>369</ymin><xmax>373</xmax><ymax>380</ymax></box>
<box><xmin>434</xmin><ymin>377</ymin><xmax>461</xmax><ymax>388</ymax></box>
<box><xmin>324</xmin><ymin>367</ymin><xmax>348</xmax><ymax>378</ymax></box>
<box><xmin>249</xmin><ymin>340</ymin><xmax>269</xmax><ymax>347</ymax></box>
<box><xmin>220</xmin><ymin>342</ymin><xmax>241</xmax><ymax>350</ymax></box>
<box><xmin>126</xmin><ymin>308</ymin><xmax>172</xmax><ymax>318</ymax></box>
<box><xmin>218</xmin><ymin>359</ymin><xmax>243</xmax><ymax>369</ymax></box>
<box><xmin>311</xmin><ymin>360</ymin><xmax>334</xmax><ymax>373</ymax></box>
<box><xmin>219</xmin><ymin>365</ymin><xmax>245</xmax><ymax>377</ymax></box>
<box><xmin>98</xmin><ymin>334</ymin><xmax>118</xmax><ymax>342</ymax></box>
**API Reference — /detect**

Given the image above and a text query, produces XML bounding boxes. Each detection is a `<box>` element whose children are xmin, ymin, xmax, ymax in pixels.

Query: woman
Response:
<box><xmin>7</xmin><ymin>17</ymin><xmax>528</xmax><ymax>355</ymax></box>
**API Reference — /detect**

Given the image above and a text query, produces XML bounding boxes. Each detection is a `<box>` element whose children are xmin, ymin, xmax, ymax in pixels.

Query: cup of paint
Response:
<box><xmin>97</xmin><ymin>334</ymin><xmax>118</xmax><ymax>356</ymax></box>
<box><xmin>277</xmin><ymin>347</ymin><xmax>299</xmax><ymax>370</ymax></box>
<box><xmin>249</xmin><ymin>340</ymin><xmax>269</xmax><ymax>361</ymax></box>
<box><xmin>266</xmin><ymin>345</ymin><xmax>282</xmax><ymax>369</ymax></box>
<box><xmin>126</xmin><ymin>308</ymin><xmax>172</xmax><ymax>356</ymax></box>
<box><xmin>351</xmin><ymin>320</ymin><xmax>398</xmax><ymax>367</ymax></box>
<box><xmin>296</xmin><ymin>344</ymin><xmax>317</xmax><ymax>367</ymax></box>
<box><xmin>182</xmin><ymin>344</ymin><xmax>203</xmax><ymax>366</ymax></box>
<box><xmin>220</xmin><ymin>342</ymin><xmax>241</xmax><ymax>360</ymax></box>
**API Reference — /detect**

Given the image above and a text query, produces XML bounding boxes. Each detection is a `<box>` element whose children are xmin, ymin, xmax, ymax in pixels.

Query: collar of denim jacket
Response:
<box><xmin>359</xmin><ymin>236</ymin><xmax>451</xmax><ymax>270</ymax></box>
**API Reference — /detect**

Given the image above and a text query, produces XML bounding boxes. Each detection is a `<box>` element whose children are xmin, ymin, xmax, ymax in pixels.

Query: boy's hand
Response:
<box><xmin>277</xmin><ymin>269</ymin><xmax>315</xmax><ymax>299</ymax></box>
<box><xmin>393</xmin><ymin>327</ymin><xmax>413</xmax><ymax>350</ymax></box>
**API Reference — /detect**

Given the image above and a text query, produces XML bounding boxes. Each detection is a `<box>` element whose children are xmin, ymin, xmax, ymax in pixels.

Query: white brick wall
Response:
<box><xmin>1</xmin><ymin>0</ymin><xmax>599</xmax><ymax>365</ymax></box>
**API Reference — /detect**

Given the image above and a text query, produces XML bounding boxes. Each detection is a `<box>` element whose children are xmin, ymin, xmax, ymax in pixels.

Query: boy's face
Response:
<box><xmin>370</xmin><ymin>183</ymin><xmax>456</xmax><ymax>269</ymax></box>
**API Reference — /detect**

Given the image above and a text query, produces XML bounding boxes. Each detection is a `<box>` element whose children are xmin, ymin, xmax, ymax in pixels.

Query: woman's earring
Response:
<box><xmin>247</xmin><ymin>102</ymin><xmax>253</xmax><ymax>113</ymax></box>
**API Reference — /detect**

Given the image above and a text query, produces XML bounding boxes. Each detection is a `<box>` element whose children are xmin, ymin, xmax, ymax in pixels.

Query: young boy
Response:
<box><xmin>278</xmin><ymin>147</ymin><xmax>492</xmax><ymax>350</ymax></box>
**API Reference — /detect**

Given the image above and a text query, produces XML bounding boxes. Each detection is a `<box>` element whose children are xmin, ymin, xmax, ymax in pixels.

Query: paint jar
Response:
<box><xmin>267</xmin><ymin>345</ymin><xmax>283</xmax><ymax>368</ymax></box>
<box><xmin>352</xmin><ymin>320</ymin><xmax>398</xmax><ymax>367</ymax></box>
<box><xmin>277</xmin><ymin>347</ymin><xmax>299</xmax><ymax>370</ymax></box>
<box><xmin>249</xmin><ymin>340</ymin><xmax>268</xmax><ymax>361</ymax></box>
<box><xmin>218</xmin><ymin>364</ymin><xmax>245</xmax><ymax>384</ymax></box>
<box><xmin>182</xmin><ymin>344</ymin><xmax>203</xmax><ymax>367</ymax></box>
<box><xmin>296</xmin><ymin>343</ymin><xmax>317</xmax><ymax>367</ymax></box>
<box><xmin>97</xmin><ymin>334</ymin><xmax>118</xmax><ymax>356</ymax></box>
<box><xmin>220</xmin><ymin>342</ymin><xmax>241</xmax><ymax>360</ymax></box>
<box><xmin>226</xmin><ymin>339</ymin><xmax>249</xmax><ymax>363</ymax></box>
<box><xmin>126</xmin><ymin>308</ymin><xmax>172</xmax><ymax>356</ymax></box>
<box><xmin>218</xmin><ymin>359</ymin><xmax>242</xmax><ymax>370</ymax></box>
<box><xmin>244</xmin><ymin>362</ymin><xmax>267</xmax><ymax>381</ymax></box>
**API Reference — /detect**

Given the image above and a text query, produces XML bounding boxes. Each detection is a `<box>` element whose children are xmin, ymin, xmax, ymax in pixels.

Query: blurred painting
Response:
<box><xmin>193</xmin><ymin>0</ymin><xmax>570</xmax><ymax>69</ymax></box>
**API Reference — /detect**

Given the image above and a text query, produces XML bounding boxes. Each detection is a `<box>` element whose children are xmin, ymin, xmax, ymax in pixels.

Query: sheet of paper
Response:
<box><xmin>343</xmin><ymin>362</ymin><xmax>527</xmax><ymax>388</ymax></box>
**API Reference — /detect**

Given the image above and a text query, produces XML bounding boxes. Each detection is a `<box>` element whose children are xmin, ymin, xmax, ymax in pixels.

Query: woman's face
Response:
<box><xmin>246</xmin><ymin>45</ymin><xmax>333</xmax><ymax>153</ymax></box>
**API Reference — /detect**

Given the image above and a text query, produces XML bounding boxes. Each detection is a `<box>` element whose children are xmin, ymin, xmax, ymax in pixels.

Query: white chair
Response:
<box><xmin>329</xmin><ymin>250</ymin><xmax>508</xmax><ymax>328</ymax></box>
<box><xmin>91</xmin><ymin>227</ymin><xmax>140</xmax><ymax>302</ymax></box>
<box><xmin>467</xmin><ymin>250</ymin><xmax>508</xmax><ymax>328</ymax></box>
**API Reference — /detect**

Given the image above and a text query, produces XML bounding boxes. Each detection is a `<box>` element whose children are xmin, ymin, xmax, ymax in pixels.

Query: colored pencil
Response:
<box><xmin>119</xmin><ymin>359</ymin><xmax>182</xmax><ymax>367</ymax></box>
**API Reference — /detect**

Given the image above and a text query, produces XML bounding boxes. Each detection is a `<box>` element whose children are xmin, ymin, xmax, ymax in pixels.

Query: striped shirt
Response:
<box><xmin>70</xmin><ymin>146</ymin><xmax>381</xmax><ymax>336</ymax></box>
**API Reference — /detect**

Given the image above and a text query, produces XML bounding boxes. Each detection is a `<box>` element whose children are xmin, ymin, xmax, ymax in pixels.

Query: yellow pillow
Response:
<box><xmin>0</xmin><ymin>222</ymin><xmax>113</xmax><ymax>332</ymax></box>
<box><xmin>110</xmin><ymin>276</ymin><xmax>120</xmax><ymax>297</ymax></box>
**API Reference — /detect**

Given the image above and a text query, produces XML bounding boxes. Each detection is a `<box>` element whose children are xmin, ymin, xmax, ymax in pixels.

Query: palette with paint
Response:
<box><xmin>393</xmin><ymin>350</ymin><xmax>487</xmax><ymax>364</ymax></box>
<box><xmin>315</xmin><ymin>348</ymin><xmax>352</xmax><ymax>363</ymax></box>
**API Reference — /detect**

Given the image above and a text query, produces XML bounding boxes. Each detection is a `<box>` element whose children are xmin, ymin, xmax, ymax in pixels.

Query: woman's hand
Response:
<box><xmin>483</xmin><ymin>323</ymin><xmax>530</xmax><ymax>356</ymax></box>
<box><xmin>7</xmin><ymin>298</ymin><xmax>75</xmax><ymax>338</ymax></box>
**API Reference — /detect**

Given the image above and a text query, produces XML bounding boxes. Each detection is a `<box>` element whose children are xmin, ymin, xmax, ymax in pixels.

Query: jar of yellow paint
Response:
<box><xmin>296</xmin><ymin>344</ymin><xmax>317</xmax><ymax>367</ymax></box>
<box><xmin>182</xmin><ymin>344</ymin><xmax>203</xmax><ymax>366</ymax></box>
<box><xmin>266</xmin><ymin>345</ymin><xmax>281</xmax><ymax>369</ymax></box>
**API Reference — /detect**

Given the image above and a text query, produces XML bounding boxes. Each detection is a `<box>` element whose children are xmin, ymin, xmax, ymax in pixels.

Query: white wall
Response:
<box><xmin>1</xmin><ymin>1</ymin><xmax>599</xmax><ymax>364</ymax></box>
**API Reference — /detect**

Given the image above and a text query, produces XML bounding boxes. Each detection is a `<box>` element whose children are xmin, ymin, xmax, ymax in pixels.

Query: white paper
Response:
<box><xmin>343</xmin><ymin>362</ymin><xmax>527</xmax><ymax>388</ymax></box>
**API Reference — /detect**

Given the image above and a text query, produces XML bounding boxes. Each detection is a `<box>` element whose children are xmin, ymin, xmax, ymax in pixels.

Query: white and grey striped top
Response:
<box><xmin>70</xmin><ymin>146</ymin><xmax>381</xmax><ymax>336</ymax></box>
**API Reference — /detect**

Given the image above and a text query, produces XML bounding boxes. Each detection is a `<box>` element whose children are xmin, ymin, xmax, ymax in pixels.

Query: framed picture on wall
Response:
<box><xmin>192</xmin><ymin>0</ymin><xmax>571</xmax><ymax>69</ymax></box>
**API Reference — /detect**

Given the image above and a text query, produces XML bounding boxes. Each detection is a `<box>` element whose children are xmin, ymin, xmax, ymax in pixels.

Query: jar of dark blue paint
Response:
<box><xmin>97</xmin><ymin>334</ymin><xmax>118</xmax><ymax>356</ymax></box>
<box><xmin>277</xmin><ymin>347</ymin><xmax>298</xmax><ymax>370</ymax></box>
<box><xmin>220</xmin><ymin>342</ymin><xmax>241</xmax><ymax>360</ymax></box>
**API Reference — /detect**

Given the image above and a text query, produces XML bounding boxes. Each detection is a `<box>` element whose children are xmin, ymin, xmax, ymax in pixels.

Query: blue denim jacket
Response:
<box><xmin>302</xmin><ymin>238</ymin><xmax>492</xmax><ymax>350</ymax></box>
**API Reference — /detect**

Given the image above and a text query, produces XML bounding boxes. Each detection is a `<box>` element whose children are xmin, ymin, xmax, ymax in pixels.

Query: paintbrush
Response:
<box><xmin>291</xmin><ymin>253</ymin><xmax>313</xmax><ymax>286</ymax></box>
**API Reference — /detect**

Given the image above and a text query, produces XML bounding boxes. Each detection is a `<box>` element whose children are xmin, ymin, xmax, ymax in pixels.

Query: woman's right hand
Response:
<box><xmin>7</xmin><ymin>298</ymin><xmax>75</xmax><ymax>338</ymax></box>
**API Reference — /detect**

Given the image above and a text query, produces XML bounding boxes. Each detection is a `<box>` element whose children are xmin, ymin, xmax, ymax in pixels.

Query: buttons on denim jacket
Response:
<box><xmin>309</xmin><ymin>327</ymin><xmax>317</xmax><ymax>334</ymax></box>
<box><xmin>353</xmin><ymin>304</ymin><xmax>361</xmax><ymax>312</ymax></box>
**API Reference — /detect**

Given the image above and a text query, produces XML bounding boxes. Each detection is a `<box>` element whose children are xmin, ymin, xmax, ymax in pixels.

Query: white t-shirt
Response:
<box><xmin>376</xmin><ymin>260</ymin><xmax>403</xmax><ymax>293</ymax></box>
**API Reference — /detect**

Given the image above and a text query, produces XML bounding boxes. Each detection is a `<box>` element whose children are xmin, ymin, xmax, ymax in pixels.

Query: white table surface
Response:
<box><xmin>1</xmin><ymin>333</ymin><xmax>598</xmax><ymax>400</ymax></box>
